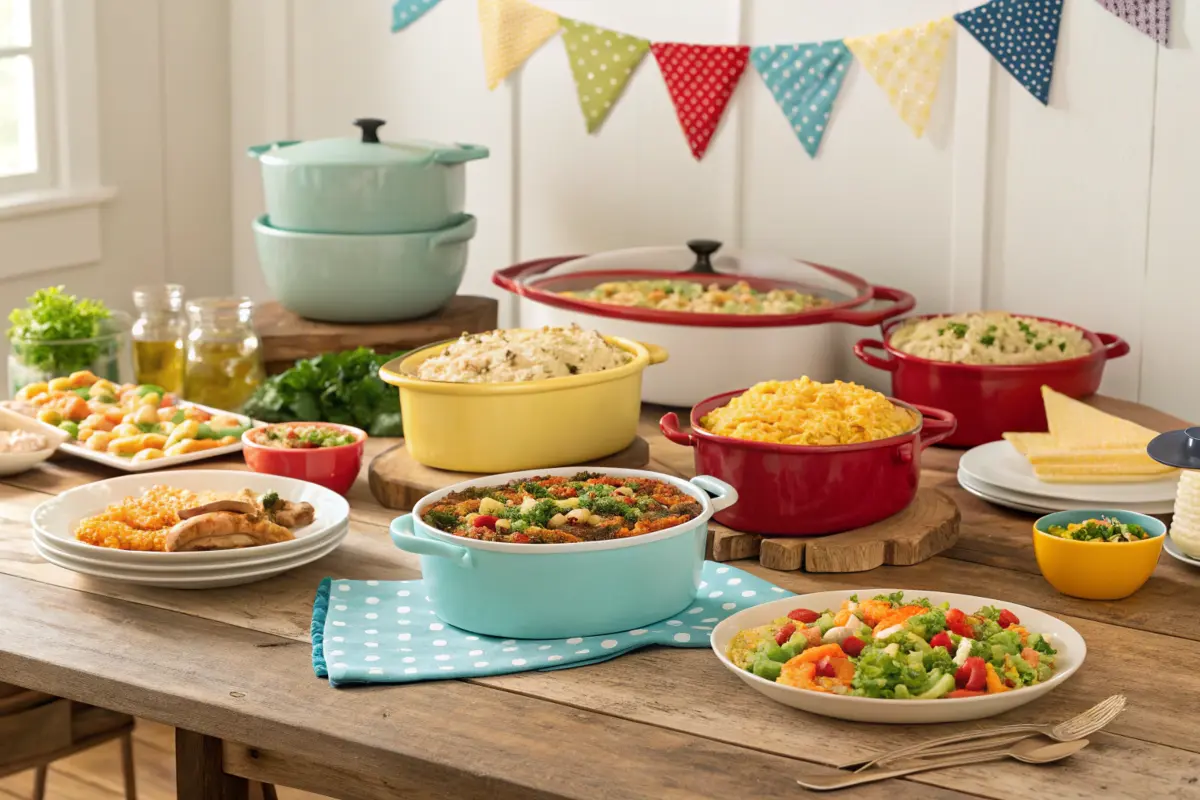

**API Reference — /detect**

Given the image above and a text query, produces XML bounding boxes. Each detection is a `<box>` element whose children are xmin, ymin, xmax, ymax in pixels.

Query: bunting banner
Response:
<box><xmin>652</xmin><ymin>43</ymin><xmax>750</xmax><ymax>160</ymax></box>
<box><xmin>392</xmin><ymin>0</ymin><xmax>443</xmax><ymax>32</ymax></box>
<box><xmin>845</xmin><ymin>18</ymin><xmax>955</xmax><ymax>139</ymax></box>
<box><xmin>477</xmin><ymin>0</ymin><xmax>561</xmax><ymax>90</ymax></box>
<box><xmin>751</xmin><ymin>42</ymin><xmax>852</xmax><ymax>158</ymax></box>
<box><xmin>1095</xmin><ymin>0</ymin><xmax>1169</xmax><ymax>44</ymax></box>
<box><xmin>956</xmin><ymin>0</ymin><xmax>1063</xmax><ymax>105</ymax></box>
<box><xmin>561</xmin><ymin>19</ymin><xmax>650</xmax><ymax>134</ymax></box>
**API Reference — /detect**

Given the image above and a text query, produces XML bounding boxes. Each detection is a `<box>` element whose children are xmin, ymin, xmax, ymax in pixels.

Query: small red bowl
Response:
<box><xmin>241</xmin><ymin>422</ymin><xmax>367</xmax><ymax>495</ymax></box>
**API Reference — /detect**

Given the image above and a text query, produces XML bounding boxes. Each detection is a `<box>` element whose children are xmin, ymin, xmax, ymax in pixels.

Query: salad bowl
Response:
<box><xmin>712</xmin><ymin>589</ymin><xmax>1085</xmax><ymax>724</ymax></box>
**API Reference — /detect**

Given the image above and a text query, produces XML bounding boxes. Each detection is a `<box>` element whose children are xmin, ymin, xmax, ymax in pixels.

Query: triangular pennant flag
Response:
<box><xmin>560</xmin><ymin>19</ymin><xmax>650</xmax><ymax>134</ymax></box>
<box><xmin>651</xmin><ymin>43</ymin><xmax>750</xmax><ymax>161</ymax></box>
<box><xmin>477</xmin><ymin>0</ymin><xmax>561</xmax><ymax>90</ymax></box>
<box><xmin>1094</xmin><ymin>0</ymin><xmax>1169</xmax><ymax>45</ymax></box>
<box><xmin>392</xmin><ymin>0</ymin><xmax>443</xmax><ymax>32</ymax></box>
<box><xmin>846</xmin><ymin>18</ymin><xmax>954</xmax><ymax>139</ymax></box>
<box><xmin>751</xmin><ymin>42</ymin><xmax>852</xmax><ymax>158</ymax></box>
<box><xmin>956</xmin><ymin>0</ymin><xmax>1063</xmax><ymax>105</ymax></box>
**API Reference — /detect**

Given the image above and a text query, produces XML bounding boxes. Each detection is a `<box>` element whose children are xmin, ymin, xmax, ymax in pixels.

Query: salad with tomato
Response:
<box><xmin>725</xmin><ymin>592</ymin><xmax>1057</xmax><ymax>699</ymax></box>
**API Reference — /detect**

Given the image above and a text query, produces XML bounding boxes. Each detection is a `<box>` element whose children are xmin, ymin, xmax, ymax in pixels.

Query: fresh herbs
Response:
<box><xmin>242</xmin><ymin>347</ymin><xmax>404</xmax><ymax>437</ymax></box>
<box><xmin>1045</xmin><ymin>517</ymin><xmax>1152</xmax><ymax>543</ymax></box>
<box><xmin>7</xmin><ymin>287</ymin><xmax>112</xmax><ymax>374</ymax></box>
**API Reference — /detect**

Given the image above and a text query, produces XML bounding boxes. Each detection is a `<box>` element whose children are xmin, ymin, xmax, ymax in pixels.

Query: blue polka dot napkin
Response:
<box><xmin>311</xmin><ymin>561</ymin><xmax>793</xmax><ymax>687</ymax></box>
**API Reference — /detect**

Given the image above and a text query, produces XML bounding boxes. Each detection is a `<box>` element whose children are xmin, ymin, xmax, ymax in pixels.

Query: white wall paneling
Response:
<box><xmin>229</xmin><ymin>0</ymin><xmax>1195</xmax><ymax>418</ymax></box>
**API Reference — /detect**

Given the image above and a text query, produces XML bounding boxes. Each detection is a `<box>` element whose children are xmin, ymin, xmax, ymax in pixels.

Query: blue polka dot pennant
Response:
<box><xmin>955</xmin><ymin>0</ymin><xmax>1064</xmax><ymax>105</ymax></box>
<box><xmin>392</xmin><ymin>0</ymin><xmax>443</xmax><ymax>33</ymax></box>
<box><xmin>751</xmin><ymin>42</ymin><xmax>852</xmax><ymax>158</ymax></box>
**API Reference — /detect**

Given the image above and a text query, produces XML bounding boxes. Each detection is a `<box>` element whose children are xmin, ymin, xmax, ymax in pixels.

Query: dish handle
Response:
<box><xmin>639</xmin><ymin>342</ymin><xmax>669</xmax><ymax>365</ymax></box>
<box><xmin>913</xmin><ymin>405</ymin><xmax>957</xmax><ymax>450</ymax></box>
<box><xmin>246</xmin><ymin>140</ymin><xmax>302</xmax><ymax>158</ymax></box>
<box><xmin>433</xmin><ymin>143</ymin><xmax>490</xmax><ymax>164</ymax></box>
<box><xmin>659</xmin><ymin>412</ymin><xmax>697</xmax><ymax>448</ymax></box>
<box><xmin>853</xmin><ymin>339</ymin><xmax>898</xmax><ymax>372</ymax></box>
<box><xmin>825</xmin><ymin>286</ymin><xmax>916</xmax><ymax>326</ymax></box>
<box><xmin>428</xmin><ymin>215</ymin><xmax>478</xmax><ymax>249</ymax></box>
<box><xmin>1097</xmin><ymin>333</ymin><xmax>1130</xmax><ymax>361</ymax></box>
<box><xmin>389</xmin><ymin>514</ymin><xmax>473</xmax><ymax>568</ymax></box>
<box><xmin>691</xmin><ymin>475</ymin><xmax>739</xmax><ymax>513</ymax></box>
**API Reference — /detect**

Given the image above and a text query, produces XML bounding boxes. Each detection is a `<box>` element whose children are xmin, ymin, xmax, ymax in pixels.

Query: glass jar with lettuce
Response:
<box><xmin>6</xmin><ymin>287</ymin><xmax>128</xmax><ymax>397</ymax></box>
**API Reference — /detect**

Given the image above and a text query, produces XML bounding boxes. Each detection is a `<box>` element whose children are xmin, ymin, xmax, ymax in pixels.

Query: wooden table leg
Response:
<box><xmin>175</xmin><ymin>730</ymin><xmax>249</xmax><ymax>800</ymax></box>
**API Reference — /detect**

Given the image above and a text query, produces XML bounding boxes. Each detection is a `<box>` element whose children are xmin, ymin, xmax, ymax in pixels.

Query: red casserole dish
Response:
<box><xmin>659</xmin><ymin>391</ymin><xmax>956</xmax><ymax>536</ymax></box>
<box><xmin>853</xmin><ymin>315</ymin><xmax>1130</xmax><ymax>447</ymax></box>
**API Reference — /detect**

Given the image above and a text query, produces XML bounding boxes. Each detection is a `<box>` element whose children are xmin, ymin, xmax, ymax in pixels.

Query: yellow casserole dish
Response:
<box><xmin>379</xmin><ymin>334</ymin><xmax>668</xmax><ymax>473</ymax></box>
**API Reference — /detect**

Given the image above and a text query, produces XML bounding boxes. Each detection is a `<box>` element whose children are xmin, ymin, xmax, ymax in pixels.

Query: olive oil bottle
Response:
<box><xmin>131</xmin><ymin>284</ymin><xmax>186</xmax><ymax>393</ymax></box>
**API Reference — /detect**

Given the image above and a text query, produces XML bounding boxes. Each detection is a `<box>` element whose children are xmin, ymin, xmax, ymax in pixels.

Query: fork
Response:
<box><xmin>842</xmin><ymin>694</ymin><xmax>1125</xmax><ymax>772</ymax></box>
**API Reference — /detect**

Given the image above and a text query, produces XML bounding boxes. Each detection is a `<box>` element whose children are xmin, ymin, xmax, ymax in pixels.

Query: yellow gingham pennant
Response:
<box><xmin>478</xmin><ymin>0</ymin><xmax>561</xmax><ymax>90</ymax></box>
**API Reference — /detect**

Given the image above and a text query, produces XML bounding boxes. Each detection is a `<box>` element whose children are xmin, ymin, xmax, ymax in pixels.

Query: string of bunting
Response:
<box><xmin>391</xmin><ymin>0</ymin><xmax>1168</xmax><ymax>160</ymax></box>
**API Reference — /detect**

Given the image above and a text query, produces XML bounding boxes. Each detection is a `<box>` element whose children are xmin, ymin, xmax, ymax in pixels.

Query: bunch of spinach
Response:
<box><xmin>242</xmin><ymin>347</ymin><xmax>404</xmax><ymax>436</ymax></box>
<box><xmin>7</xmin><ymin>286</ymin><xmax>113</xmax><ymax>374</ymax></box>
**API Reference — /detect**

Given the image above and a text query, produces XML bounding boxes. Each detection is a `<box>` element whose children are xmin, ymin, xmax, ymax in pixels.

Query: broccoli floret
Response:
<box><xmin>523</xmin><ymin>498</ymin><xmax>561</xmax><ymax>527</ymax></box>
<box><xmin>973</xmin><ymin>617</ymin><xmax>1004</xmax><ymax>640</ymax></box>
<box><xmin>517</xmin><ymin>481</ymin><xmax>551</xmax><ymax>498</ymax></box>
<box><xmin>976</xmin><ymin>605</ymin><xmax>1002</xmax><ymax>622</ymax></box>
<box><xmin>905</xmin><ymin>608</ymin><xmax>947</xmax><ymax>640</ymax></box>
<box><xmin>1028</xmin><ymin>633</ymin><xmax>1058</xmax><ymax>657</ymax></box>
<box><xmin>872</xmin><ymin>591</ymin><xmax>907</xmax><ymax>606</ymax></box>
<box><xmin>424</xmin><ymin>510</ymin><xmax>457</xmax><ymax>531</ymax></box>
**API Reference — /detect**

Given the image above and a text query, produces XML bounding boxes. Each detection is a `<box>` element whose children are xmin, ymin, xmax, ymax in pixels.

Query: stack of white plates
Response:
<box><xmin>957</xmin><ymin>441</ymin><xmax>1178</xmax><ymax>516</ymax></box>
<box><xmin>30</xmin><ymin>471</ymin><xmax>351</xmax><ymax>589</ymax></box>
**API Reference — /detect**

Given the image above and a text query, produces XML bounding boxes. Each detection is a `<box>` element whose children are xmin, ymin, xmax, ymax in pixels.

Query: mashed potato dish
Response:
<box><xmin>888</xmin><ymin>312</ymin><xmax>1091</xmax><ymax>365</ymax></box>
<box><xmin>415</xmin><ymin>326</ymin><xmax>631</xmax><ymax>384</ymax></box>
<box><xmin>699</xmin><ymin>378</ymin><xmax>916</xmax><ymax>446</ymax></box>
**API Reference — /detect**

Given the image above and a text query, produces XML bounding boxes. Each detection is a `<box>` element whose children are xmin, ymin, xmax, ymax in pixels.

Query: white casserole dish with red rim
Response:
<box><xmin>492</xmin><ymin>240</ymin><xmax>916</xmax><ymax>407</ymax></box>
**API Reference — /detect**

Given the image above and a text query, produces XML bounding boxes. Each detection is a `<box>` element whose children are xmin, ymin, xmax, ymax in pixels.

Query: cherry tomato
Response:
<box><xmin>473</xmin><ymin>515</ymin><xmax>498</xmax><ymax>530</ymax></box>
<box><xmin>929</xmin><ymin>632</ymin><xmax>953</xmax><ymax>650</ymax></box>
<box><xmin>775</xmin><ymin>623</ymin><xmax>796</xmax><ymax>646</ymax></box>
<box><xmin>998</xmin><ymin>609</ymin><xmax>1020</xmax><ymax>629</ymax></box>
<box><xmin>815</xmin><ymin>657</ymin><xmax>837</xmax><ymax>678</ymax></box>
<box><xmin>841</xmin><ymin>635</ymin><xmax>866</xmax><ymax>658</ymax></box>
<box><xmin>787</xmin><ymin>608</ymin><xmax>820</xmax><ymax>624</ymax></box>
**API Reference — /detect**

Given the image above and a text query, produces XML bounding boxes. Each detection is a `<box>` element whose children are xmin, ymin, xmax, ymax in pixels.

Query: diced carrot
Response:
<box><xmin>1021</xmin><ymin>647</ymin><xmax>1040</xmax><ymax>669</ymax></box>
<box><xmin>828</xmin><ymin>656</ymin><xmax>855</xmax><ymax>683</ymax></box>
<box><xmin>985</xmin><ymin>663</ymin><xmax>1010</xmax><ymax>693</ymax></box>
<box><xmin>856</xmin><ymin>599</ymin><xmax>894</xmax><ymax>627</ymax></box>
<box><xmin>800</xmin><ymin>626</ymin><xmax>823</xmax><ymax>648</ymax></box>
<box><xmin>786</xmin><ymin>643</ymin><xmax>847</xmax><ymax>665</ymax></box>
<box><xmin>833</xmin><ymin>609</ymin><xmax>853</xmax><ymax>626</ymax></box>
<box><xmin>871</xmin><ymin>606</ymin><xmax>926</xmax><ymax>636</ymax></box>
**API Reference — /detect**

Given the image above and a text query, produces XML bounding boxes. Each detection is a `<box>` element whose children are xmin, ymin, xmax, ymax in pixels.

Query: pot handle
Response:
<box><xmin>853</xmin><ymin>339</ymin><xmax>899</xmax><ymax>372</ymax></box>
<box><xmin>913</xmin><ymin>405</ymin><xmax>958</xmax><ymax>450</ymax></box>
<box><xmin>639</xmin><ymin>342</ymin><xmax>669</xmax><ymax>365</ymax></box>
<box><xmin>659</xmin><ymin>412</ymin><xmax>697</xmax><ymax>447</ymax></box>
<box><xmin>433</xmin><ymin>143</ymin><xmax>490</xmax><ymax>164</ymax></box>
<box><xmin>428</xmin><ymin>216</ymin><xmax>479</xmax><ymax>249</ymax></box>
<box><xmin>691</xmin><ymin>475</ymin><xmax>739</xmax><ymax>513</ymax></box>
<box><xmin>246</xmin><ymin>140</ymin><xmax>302</xmax><ymax>158</ymax></box>
<box><xmin>825</xmin><ymin>286</ymin><xmax>916</xmax><ymax>326</ymax></box>
<box><xmin>389</xmin><ymin>514</ymin><xmax>473</xmax><ymax>567</ymax></box>
<box><xmin>1097</xmin><ymin>332</ymin><xmax>1130</xmax><ymax>361</ymax></box>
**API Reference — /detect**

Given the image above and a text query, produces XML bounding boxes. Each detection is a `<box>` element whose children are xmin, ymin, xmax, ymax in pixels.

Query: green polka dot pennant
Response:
<box><xmin>560</xmin><ymin>18</ymin><xmax>650</xmax><ymax>134</ymax></box>
<box><xmin>751</xmin><ymin>42</ymin><xmax>852</xmax><ymax>158</ymax></box>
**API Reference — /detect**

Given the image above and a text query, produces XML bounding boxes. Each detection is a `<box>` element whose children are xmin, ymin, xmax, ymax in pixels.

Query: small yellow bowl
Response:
<box><xmin>1032</xmin><ymin>510</ymin><xmax>1166</xmax><ymax>600</ymax></box>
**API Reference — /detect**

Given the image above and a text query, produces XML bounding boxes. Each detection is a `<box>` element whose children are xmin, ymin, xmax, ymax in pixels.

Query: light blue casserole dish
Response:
<box><xmin>252</xmin><ymin>213</ymin><xmax>475</xmax><ymax>323</ymax></box>
<box><xmin>390</xmin><ymin>467</ymin><xmax>738</xmax><ymax>639</ymax></box>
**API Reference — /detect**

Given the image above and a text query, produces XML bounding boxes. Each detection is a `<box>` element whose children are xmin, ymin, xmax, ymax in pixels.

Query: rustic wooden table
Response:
<box><xmin>1</xmin><ymin>398</ymin><xmax>1198</xmax><ymax>799</ymax></box>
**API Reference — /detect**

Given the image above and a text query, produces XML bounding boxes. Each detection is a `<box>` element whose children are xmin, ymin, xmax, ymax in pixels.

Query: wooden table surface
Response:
<box><xmin>2</xmin><ymin>398</ymin><xmax>1199</xmax><ymax>799</ymax></box>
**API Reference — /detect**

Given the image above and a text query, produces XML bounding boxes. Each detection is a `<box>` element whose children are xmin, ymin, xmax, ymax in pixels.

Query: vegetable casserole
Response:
<box><xmin>888</xmin><ymin>312</ymin><xmax>1091</xmax><ymax>365</ymax></box>
<box><xmin>561</xmin><ymin>280</ymin><xmax>830</xmax><ymax>315</ymax></box>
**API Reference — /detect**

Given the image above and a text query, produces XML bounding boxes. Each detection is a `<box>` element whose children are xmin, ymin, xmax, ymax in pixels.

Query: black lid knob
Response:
<box><xmin>686</xmin><ymin>239</ymin><xmax>722</xmax><ymax>274</ymax></box>
<box><xmin>353</xmin><ymin>118</ymin><xmax>386</xmax><ymax>143</ymax></box>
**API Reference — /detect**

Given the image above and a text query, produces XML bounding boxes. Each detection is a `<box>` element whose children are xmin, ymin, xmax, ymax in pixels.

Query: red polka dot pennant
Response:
<box><xmin>651</xmin><ymin>43</ymin><xmax>750</xmax><ymax>161</ymax></box>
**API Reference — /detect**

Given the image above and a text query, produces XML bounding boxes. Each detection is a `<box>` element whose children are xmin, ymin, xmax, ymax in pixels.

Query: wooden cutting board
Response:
<box><xmin>368</xmin><ymin>438</ymin><xmax>652</xmax><ymax>510</ymax></box>
<box><xmin>706</xmin><ymin>489</ymin><xmax>960</xmax><ymax>573</ymax></box>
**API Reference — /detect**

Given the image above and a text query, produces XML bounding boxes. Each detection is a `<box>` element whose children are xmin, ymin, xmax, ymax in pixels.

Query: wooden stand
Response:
<box><xmin>368</xmin><ymin>438</ymin><xmax>653</xmax><ymax>510</ymax></box>
<box><xmin>706</xmin><ymin>489</ymin><xmax>960</xmax><ymax>573</ymax></box>
<box><xmin>254</xmin><ymin>296</ymin><xmax>499</xmax><ymax>374</ymax></box>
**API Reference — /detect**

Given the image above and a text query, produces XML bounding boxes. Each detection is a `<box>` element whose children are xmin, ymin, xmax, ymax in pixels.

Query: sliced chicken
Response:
<box><xmin>177</xmin><ymin>499</ymin><xmax>259</xmax><ymax>520</ymax></box>
<box><xmin>165</xmin><ymin>511</ymin><xmax>295</xmax><ymax>552</ymax></box>
<box><xmin>262</xmin><ymin>495</ymin><xmax>315</xmax><ymax>528</ymax></box>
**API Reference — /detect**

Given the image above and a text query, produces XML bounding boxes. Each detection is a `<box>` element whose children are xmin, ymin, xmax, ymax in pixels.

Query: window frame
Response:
<box><xmin>0</xmin><ymin>0</ymin><xmax>56</xmax><ymax>194</ymax></box>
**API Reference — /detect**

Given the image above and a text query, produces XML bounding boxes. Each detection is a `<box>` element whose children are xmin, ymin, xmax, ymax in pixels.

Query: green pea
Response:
<box><xmin>752</xmin><ymin>658</ymin><xmax>783</xmax><ymax>681</ymax></box>
<box><xmin>58</xmin><ymin>421</ymin><xmax>79</xmax><ymax>438</ymax></box>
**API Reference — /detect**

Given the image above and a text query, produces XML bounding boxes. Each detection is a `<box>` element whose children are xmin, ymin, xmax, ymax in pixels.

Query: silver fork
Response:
<box><xmin>843</xmin><ymin>694</ymin><xmax>1126</xmax><ymax>772</ymax></box>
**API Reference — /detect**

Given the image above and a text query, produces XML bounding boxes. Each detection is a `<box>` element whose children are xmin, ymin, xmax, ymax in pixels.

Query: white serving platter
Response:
<box><xmin>957</xmin><ymin>469</ymin><xmax>1175</xmax><ymax>516</ymax></box>
<box><xmin>959</xmin><ymin>440</ymin><xmax>1178</xmax><ymax>505</ymax></box>
<box><xmin>31</xmin><ymin>470</ymin><xmax>351</xmax><ymax>565</ymax></box>
<box><xmin>712</xmin><ymin>589</ymin><xmax>1085</xmax><ymax>724</ymax></box>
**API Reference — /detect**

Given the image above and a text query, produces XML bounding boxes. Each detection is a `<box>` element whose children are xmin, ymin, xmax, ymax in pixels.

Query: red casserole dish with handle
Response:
<box><xmin>853</xmin><ymin>315</ymin><xmax>1129</xmax><ymax>447</ymax></box>
<box><xmin>659</xmin><ymin>391</ymin><xmax>956</xmax><ymax>536</ymax></box>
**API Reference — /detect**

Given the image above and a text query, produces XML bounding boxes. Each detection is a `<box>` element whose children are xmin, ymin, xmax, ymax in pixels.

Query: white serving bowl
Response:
<box><xmin>0</xmin><ymin>405</ymin><xmax>68</xmax><ymax>477</ymax></box>
<box><xmin>711</xmin><ymin>589</ymin><xmax>1086</xmax><ymax>724</ymax></box>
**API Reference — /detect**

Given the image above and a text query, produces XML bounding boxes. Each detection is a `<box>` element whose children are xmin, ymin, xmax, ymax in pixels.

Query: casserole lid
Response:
<box><xmin>247</xmin><ymin>118</ymin><xmax>489</xmax><ymax>167</ymax></box>
<box><xmin>1147</xmin><ymin>428</ymin><xmax>1200</xmax><ymax>470</ymax></box>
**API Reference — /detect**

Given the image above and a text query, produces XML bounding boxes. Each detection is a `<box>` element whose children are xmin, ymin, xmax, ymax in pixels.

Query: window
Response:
<box><xmin>0</xmin><ymin>0</ymin><xmax>53</xmax><ymax>193</ymax></box>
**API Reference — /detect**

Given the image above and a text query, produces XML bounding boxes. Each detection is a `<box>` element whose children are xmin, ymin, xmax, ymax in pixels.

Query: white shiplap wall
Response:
<box><xmin>231</xmin><ymin>0</ymin><xmax>1193</xmax><ymax>419</ymax></box>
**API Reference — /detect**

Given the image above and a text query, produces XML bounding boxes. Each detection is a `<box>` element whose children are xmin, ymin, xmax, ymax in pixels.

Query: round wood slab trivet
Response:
<box><xmin>368</xmin><ymin>437</ymin><xmax>652</xmax><ymax>510</ymax></box>
<box><xmin>706</xmin><ymin>489</ymin><xmax>960</xmax><ymax>573</ymax></box>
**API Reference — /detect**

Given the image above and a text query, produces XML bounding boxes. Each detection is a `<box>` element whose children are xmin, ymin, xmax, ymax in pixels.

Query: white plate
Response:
<box><xmin>711</xmin><ymin>589</ymin><xmax>1086</xmax><ymax>724</ymax></box>
<box><xmin>1164</xmin><ymin>535</ymin><xmax>1200</xmax><ymax>568</ymax></box>
<box><xmin>32</xmin><ymin>521</ymin><xmax>348</xmax><ymax>573</ymax></box>
<box><xmin>0</xmin><ymin>405</ymin><xmax>70</xmax><ymax>476</ymax></box>
<box><xmin>959</xmin><ymin>441</ymin><xmax>1179</xmax><ymax>505</ymax></box>
<box><xmin>31</xmin><ymin>470</ymin><xmax>350</xmax><ymax>564</ymax></box>
<box><xmin>32</xmin><ymin>529</ymin><xmax>346</xmax><ymax>589</ymax></box>
<box><xmin>957</xmin><ymin>470</ymin><xmax>1176</xmax><ymax>516</ymax></box>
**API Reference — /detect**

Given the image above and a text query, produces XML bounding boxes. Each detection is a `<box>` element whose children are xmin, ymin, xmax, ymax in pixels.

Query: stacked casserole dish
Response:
<box><xmin>249</xmin><ymin>118</ymin><xmax>487</xmax><ymax>323</ymax></box>
<box><xmin>493</xmin><ymin>240</ymin><xmax>916</xmax><ymax>407</ymax></box>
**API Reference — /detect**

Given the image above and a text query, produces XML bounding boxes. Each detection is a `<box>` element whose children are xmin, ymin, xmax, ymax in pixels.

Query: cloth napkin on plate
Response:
<box><xmin>311</xmin><ymin>561</ymin><xmax>793</xmax><ymax>687</ymax></box>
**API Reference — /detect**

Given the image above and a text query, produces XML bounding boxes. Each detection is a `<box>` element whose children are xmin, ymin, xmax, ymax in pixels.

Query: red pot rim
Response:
<box><xmin>686</xmin><ymin>388</ymin><xmax>928</xmax><ymax>454</ymax></box>
<box><xmin>242</xmin><ymin>421</ymin><xmax>368</xmax><ymax>453</ymax></box>
<box><xmin>878</xmin><ymin>314</ymin><xmax>1108</xmax><ymax>373</ymax></box>
<box><xmin>493</xmin><ymin>255</ymin><xmax>896</xmax><ymax>329</ymax></box>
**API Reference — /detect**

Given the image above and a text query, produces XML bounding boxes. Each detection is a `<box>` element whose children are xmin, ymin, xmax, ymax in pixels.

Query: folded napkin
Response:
<box><xmin>312</xmin><ymin>561</ymin><xmax>793</xmax><ymax>687</ymax></box>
